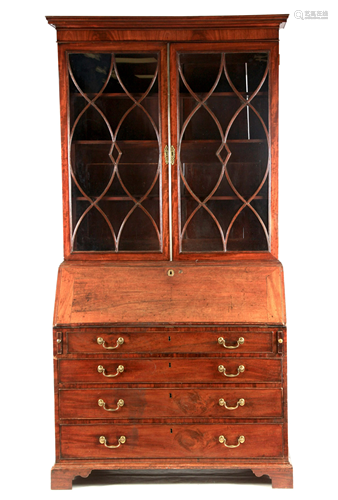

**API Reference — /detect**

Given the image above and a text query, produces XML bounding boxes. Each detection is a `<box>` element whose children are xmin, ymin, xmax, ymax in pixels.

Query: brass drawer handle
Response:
<box><xmin>97</xmin><ymin>365</ymin><xmax>124</xmax><ymax>377</ymax></box>
<box><xmin>218</xmin><ymin>364</ymin><xmax>245</xmax><ymax>377</ymax></box>
<box><xmin>97</xmin><ymin>337</ymin><xmax>124</xmax><ymax>350</ymax></box>
<box><xmin>219</xmin><ymin>435</ymin><xmax>245</xmax><ymax>448</ymax></box>
<box><xmin>98</xmin><ymin>398</ymin><xmax>124</xmax><ymax>412</ymax></box>
<box><xmin>218</xmin><ymin>336</ymin><xmax>244</xmax><ymax>349</ymax></box>
<box><xmin>219</xmin><ymin>398</ymin><xmax>245</xmax><ymax>410</ymax></box>
<box><xmin>99</xmin><ymin>435</ymin><xmax>126</xmax><ymax>449</ymax></box>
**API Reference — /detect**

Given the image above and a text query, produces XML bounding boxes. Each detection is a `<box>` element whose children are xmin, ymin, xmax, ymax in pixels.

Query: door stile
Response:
<box><xmin>57</xmin><ymin>44</ymin><xmax>72</xmax><ymax>259</ymax></box>
<box><xmin>268</xmin><ymin>43</ymin><xmax>279</xmax><ymax>259</ymax></box>
<box><xmin>169</xmin><ymin>43</ymin><xmax>180</xmax><ymax>261</ymax></box>
<box><xmin>166</xmin><ymin>43</ymin><xmax>173</xmax><ymax>262</ymax></box>
<box><xmin>159</xmin><ymin>43</ymin><xmax>170</xmax><ymax>260</ymax></box>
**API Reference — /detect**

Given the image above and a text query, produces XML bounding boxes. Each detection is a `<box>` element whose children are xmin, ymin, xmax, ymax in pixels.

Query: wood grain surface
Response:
<box><xmin>60</xmin><ymin>423</ymin><xmax>284</xmax><ymax>459</ymax></box>
<box><xmin>66</xmin><ymin>329</ymin><xmax>275</xmax><ymax>354</ymax></box>
<box><xmin>59</xmin><ymin>387</ymin><xmax>283</xmax><ymax>419</ymax></box>
<box><xmin>54</xmin><ymin>260</ymin><xmax>286</xmax><ymax>325</ymax></box>
<box><xmin>58</xmin><ymin>357</ymin><xmax>282</xmax><ymax>384</ymax></box>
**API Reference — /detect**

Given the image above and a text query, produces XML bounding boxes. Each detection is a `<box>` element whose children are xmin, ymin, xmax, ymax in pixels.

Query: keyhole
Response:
<box><xmin>168</xmin><ymin>336</ymin><xmax>171</xmax><ymax>341</ymax></box>
<box><xmin>170</xmin><ymin>429</ymin><xmax>173</xmax><ymax>433</ymax></box>
<box><xmin>169</xmin><ymin>393</ymin><xmax>172</xmax><ymax>398</ymax></box>
<box><xmin>167</xmin><ymin>269</ymin><xmax>174</xmax><ymax>277</ymax></box>
<box><xmin>169</xmin><ymin>363</ymin><xmax>171</xmax><ymax>368</ymax></box>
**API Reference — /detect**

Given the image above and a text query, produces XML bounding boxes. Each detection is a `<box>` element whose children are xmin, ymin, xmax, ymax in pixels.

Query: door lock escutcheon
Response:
<box><xmin>164</xmin><ymin>145</ymin><xmax>175</xmax><ymax>165</ymax></box>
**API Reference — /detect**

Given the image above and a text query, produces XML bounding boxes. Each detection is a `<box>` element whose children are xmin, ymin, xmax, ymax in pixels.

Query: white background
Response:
<box><xmin>1</xmin><ymin>0</ymin><xmax>337</xmax><ymax>498</ymax></box>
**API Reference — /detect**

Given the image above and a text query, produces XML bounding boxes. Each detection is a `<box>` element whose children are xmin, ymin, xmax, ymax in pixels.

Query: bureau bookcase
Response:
<box><xmin>47</xmin><ymin>15</ymin><xmax>293</xmax><ymax>489</ymax></box>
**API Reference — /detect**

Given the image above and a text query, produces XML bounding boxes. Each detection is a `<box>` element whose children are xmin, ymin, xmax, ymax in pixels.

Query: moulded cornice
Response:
<box><xmin>46</xmin><ymin>15</ymin><xmax>289</xmax><ymax>31</ymax></box>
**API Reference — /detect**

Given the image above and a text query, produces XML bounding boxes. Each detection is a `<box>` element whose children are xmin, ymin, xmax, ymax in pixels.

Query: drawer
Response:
<box><xmin>60</xmin><ymin>423</ymin><xmax>284</xmax><ymax>459</ymax></box>
<box><xmin>59</xmin><ymin>388</ymin><xmax>283</xmax><ymax>419</ymax></box>
<box><xmin>59</xmin><ymin>358</ymin><xmax>282</xmax><ymax>384</ymax></box>
<box><xmin>65</xmin><ymin>330</ymin><xmax>275</xmax><ymax>355</ymax></box>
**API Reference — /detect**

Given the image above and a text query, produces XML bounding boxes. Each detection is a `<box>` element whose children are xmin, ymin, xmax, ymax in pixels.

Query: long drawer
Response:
<box><xmin>60</xmin><ymin>423</ymin><xmax>284</xmax><ymax>459</ymax></box>
<box><xmin>59</xmin><ymin>388</ymin><xmax>283</xmax><ymax>419</ymax></box>
<box><xmin>58</xmin><ymin>358</ymin><xmax>282</xmax><ymax>384</ymax></box>
<box><xmin>65</xmin><ymin>330</ymin><xmax>276</xmax><ymax>354</ymax></box>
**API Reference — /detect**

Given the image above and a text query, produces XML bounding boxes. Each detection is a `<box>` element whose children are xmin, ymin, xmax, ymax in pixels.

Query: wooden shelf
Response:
<box><xmin>226</xmin><ymin>162</ymin><xmax>262</xmax><ymax>165</ymax></box>
<box><xmin>181</xmin><ymin>91</ymin><xmax>268</xmax><ymax>98</ymax></box>
<box><xmin>76</xmin><ymin>195</ymin><xmax>263</xmax><ymax>201</ymax></box>
<box><xmin>71</xmin><ymin>140</ymin><xmax>158</xmax><ymax>145</ymax></box>
<box><xmin>71</xmin><ymin>139</ymin><xmax>265</xmax><ymax>145</ymax></box>
<box><xmin>209</xmin><ymin>195</ymin><xmax>263</xmax><ymax>200</ymax></box>
<box><xmin>71</xmin><ymin>92</ymin><xmax>158</xmax><ymax>98</ymax></box>
<box><xmin>70</xmin><ymin>92</ymin><xmax>266</xmax><ymax>98</ymax></box>
<box><xmin>182</xmin><ymin>139</ymin><xmax>266</xmax><ymax>144</ymax></box>
<box><xmin>181</xmin><ymin>195</ymin><xmax>264</xmax><ymax>200</ymax></box>
<box><xmin>181</xmin><ymin>237</ymin><xmax>268</xmax><ymax>251</ymax></box>
<box><xmin>76</xmin><ymin>196</ymin><xmax>159</xmax><ymax>201</ymax></box>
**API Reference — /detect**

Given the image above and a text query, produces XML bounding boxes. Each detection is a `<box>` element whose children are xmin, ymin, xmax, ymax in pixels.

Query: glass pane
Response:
<box><xmin>178</xmin><ymin>51</ymin><xmax>270</xmax><ymax>253</ymax></box>
<box><xmin>68</xmin><ymin>52</ymin><xmax>161</xmax><ymax>253</ymax></box>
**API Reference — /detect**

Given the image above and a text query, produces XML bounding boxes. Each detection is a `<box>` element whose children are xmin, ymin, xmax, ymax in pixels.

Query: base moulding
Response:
<box><xmin>51</xmin><ymin>460</ymin><xmax>293</xmax><ymax>489</ymax></box>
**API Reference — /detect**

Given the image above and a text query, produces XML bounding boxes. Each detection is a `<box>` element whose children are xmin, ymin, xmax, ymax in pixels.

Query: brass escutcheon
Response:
<box><xmin>170</xmin><ymin>145</ymin><xmax>175</xmax><ymax>165</ymax></box>
<box><xmin>164</xmin><ymin>145</ymin><xmax>169</xmax><ymax>165</ymax></box>
<box><xmin>164</xmin><ymin>145</ymin><xmax>175</xmax><ymax>166</ymax></box>
<box><xmin>167</xmin><ymin>269</ymin><xmax>175</xmax><ymax>277</ymax></box>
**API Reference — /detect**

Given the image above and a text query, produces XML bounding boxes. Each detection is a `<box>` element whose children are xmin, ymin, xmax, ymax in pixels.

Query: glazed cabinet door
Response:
<box><xmin>59</xmin><ymin>43</ymin><xmax>169</xmax><ymax>259</ymax></box>
<box><xmin>170</xmin><ymin>43</ymin><xmax>279</xmax><ymax>260</ymax></box>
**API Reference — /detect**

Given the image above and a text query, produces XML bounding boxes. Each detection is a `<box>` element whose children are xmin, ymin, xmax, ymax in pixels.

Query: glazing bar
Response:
<box><xmin>245</xmin><ymin>62</ymin><xmax>250</xmax><ymax>140</ymax></box>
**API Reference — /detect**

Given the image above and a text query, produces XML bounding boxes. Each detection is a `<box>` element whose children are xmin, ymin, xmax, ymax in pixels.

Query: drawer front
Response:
<box><xmin>60</xmin><ymin>423</ymin><xmax>284</xmax><ymax>459</ymax></box>
<box><xmin>66</xmin><ymin>330</ymin><xmax>275</xmax><ymax>354</ymax></box>
<box><xmin>59</xmin><ymin>358</ymin><xmax>282</xmax><ymax>384</ymax></box>
<box><xmin>59</xmin><ymin>388</ymin><xmax>283</xmax><ymax>419</ymax></box>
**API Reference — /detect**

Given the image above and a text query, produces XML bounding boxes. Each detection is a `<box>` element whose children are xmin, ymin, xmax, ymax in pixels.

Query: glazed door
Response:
<box><xmin>170</xmin><ymin>43</ymin><xmax>278</xmax><ymax>260</ymax></box>
<box><xmin>60</xmin><ymin>42</ymin><xmax>278</xmax><ymax>261</ymax></box>
<box><xmin>61</xmin><ymin>43</ymin><xmax>169</xmax><ymax>259</ymax></box>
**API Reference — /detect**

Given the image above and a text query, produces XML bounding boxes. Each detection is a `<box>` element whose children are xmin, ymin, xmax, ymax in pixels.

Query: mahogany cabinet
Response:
<box><xmin>47</xmin><ymin>15</ymin><xmax>293</xmax><ymax>489</ymax></box>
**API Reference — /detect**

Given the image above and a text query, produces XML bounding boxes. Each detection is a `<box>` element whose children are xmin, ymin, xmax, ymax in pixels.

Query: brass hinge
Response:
<box><xmin>164</xmin><ymin>145</ymin><xmax>175</xmax><ymax>166</ymax></box>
